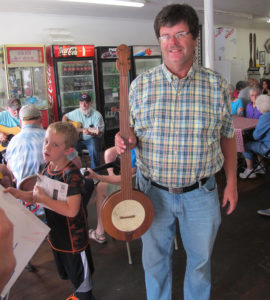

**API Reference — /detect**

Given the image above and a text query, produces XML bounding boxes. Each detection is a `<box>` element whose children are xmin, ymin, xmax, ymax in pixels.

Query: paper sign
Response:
<box><xmin>0</xmin><ymin>185</ymin><xmax>50</xmax><ymax>297</ymax></box>
<box><xmin>36</xmin><ymin>174</ymin><xmax>68</xmax><ymax>202</ymax></box>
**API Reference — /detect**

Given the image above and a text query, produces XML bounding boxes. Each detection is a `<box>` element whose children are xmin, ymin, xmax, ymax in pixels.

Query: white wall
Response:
<box><xmin>0</xmin><ymin>12</ymin><xmax>269</xmax><ymax>78</ymax></box>
<box><xmin>0</xmin><ymin>12</ymin><xmax>157</xmax><ymax>46</ymax></box>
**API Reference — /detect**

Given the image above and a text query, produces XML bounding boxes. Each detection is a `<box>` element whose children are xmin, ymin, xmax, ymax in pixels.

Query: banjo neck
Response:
<box><xmin>117</xmin><ymin>45</ymin><xmax>133</xmax><ymax>198</ymax></box>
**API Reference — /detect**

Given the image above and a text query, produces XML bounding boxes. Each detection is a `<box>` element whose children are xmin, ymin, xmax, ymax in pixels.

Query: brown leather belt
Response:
<box><xmin>142</xmin><ymin>175</ymin><xmax>209</xmax><ymax>194</ymax></box>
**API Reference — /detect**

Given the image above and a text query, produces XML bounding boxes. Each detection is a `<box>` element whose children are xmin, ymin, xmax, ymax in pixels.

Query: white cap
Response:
<box><xmin>19</xmin><ymin>104</ymin><xmax>41</xmax><ymax>120</ymax></box>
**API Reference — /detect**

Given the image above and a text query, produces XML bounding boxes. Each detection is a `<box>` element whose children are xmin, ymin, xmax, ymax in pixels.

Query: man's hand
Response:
<box><xmin>222</xmin><ymin>182</ymin><xmax>238</xmax><ymax>215</ymax></box>
<box><xmin>115</xmin><ymin>129</ymin><xmax>137</xmax><ymax>154</ymax></box>
<box><xmin>62</xmin><ymin>115</ymin><xmax>68</xmax><ymax>122</ymax></box>
<box><xmin>0</xmin><ymin>132</ymin><xmax>8</xmax><ymax>143</ymax></box>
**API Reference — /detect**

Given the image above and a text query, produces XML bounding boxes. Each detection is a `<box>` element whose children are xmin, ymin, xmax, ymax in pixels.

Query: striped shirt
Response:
<box><xmin>129</xmin><ymin>63</ymin><xmax>234</xmax><ymax>188</ymax></box>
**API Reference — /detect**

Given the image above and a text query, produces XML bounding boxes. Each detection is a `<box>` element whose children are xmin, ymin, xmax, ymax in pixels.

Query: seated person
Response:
<box><xmin>0</xmin><ymin>98</ymin><xmax>21</xmax><ymax>161</ymax></box>
<box><xmin>261</xmin><ymin>78</ymin><xmax>270</xmax><ymax>95</ymax></box>
<box><xmin>85</xmin><ymin>146</ymin><xmax>136</xmax><ymax>244</ymax></box>
<box><xmin>0</xmin><ymin>164</ymin><xmax>13</xmax><ymax>188</ymax></box>
<box><xmin>239</xmin><ymin>78</ymin><xmax>260</xmax><ymax>112</ymax></box>
<box><xmin>229</xmin><ymin>84</ymin><xmax>243</xmax><ymax>116</ymax></box>
<box><xmin>245</xmin><ymin>87</ymin><xmax>262</xmax><ymax>119</ymax></box>
<box><xmin>239</xmin><ymin>95</ymin><xmax>270</xmax><ymax>179</ymax></box>
<box><xmin>62</xmin><ymin>94</ymin><xmax>105</xmax><ymax>169</ymax></box>
<box><xmin>234</xmin><ymin>81</ymin><xmax>248</xmax><ymax>99</ymax></box>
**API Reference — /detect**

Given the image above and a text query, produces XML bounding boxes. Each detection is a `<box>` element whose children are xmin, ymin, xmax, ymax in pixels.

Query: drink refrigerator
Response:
<box><xmin>96</xmin><ymin>46</ymin><xmax>132</xmax><ymax>148</ymax></box>
<box><xmin>130</xmin><ymin>45</ymin><xmax>162</xmax><ymax>80</ymax></box>
<box><xmin>46</xmin><ymin>45</ymin><xmax>97</xmax><ymax>121</ymax></box>
<box><xmin>0</xmin><ymin>44</ymin><xmax>49</xmax><ymax>127</ymax></box>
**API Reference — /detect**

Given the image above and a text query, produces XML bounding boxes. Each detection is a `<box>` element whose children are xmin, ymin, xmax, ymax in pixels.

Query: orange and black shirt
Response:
<box><xmin>40</xmin><ymin>162</ymin><xmax>89</xmax><ymax>253</ymax></box>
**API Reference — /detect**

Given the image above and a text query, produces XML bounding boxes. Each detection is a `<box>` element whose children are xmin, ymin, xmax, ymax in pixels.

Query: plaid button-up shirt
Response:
<box><xmin>129</xmin><ymin>63</ymin><xmax>234</xmax><ymax>188</ymax></box>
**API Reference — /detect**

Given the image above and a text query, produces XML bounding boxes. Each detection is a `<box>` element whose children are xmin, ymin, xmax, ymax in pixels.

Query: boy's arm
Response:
<box><xmin>4</xmin><ymin>187</ymin><xmax>33</xmax><ymax>202</ymax></box>
<box><xmin>33</xmin><ymin>186</ymin><xmax>81</xmax><ymax>218</ymax></box>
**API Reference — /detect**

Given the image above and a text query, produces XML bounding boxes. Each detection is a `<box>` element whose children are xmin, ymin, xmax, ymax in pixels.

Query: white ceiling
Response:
<box><xmin>1</xmin><ymin>0</ymin><xmax>270</xmax><ymax>30</ymax></box>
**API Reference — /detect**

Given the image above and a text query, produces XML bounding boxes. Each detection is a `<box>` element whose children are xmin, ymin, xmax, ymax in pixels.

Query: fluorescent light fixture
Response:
<box><xmin>59</xmin><ymin>0</ymin><xmax>145</xmax><ymax>7</ymax></box>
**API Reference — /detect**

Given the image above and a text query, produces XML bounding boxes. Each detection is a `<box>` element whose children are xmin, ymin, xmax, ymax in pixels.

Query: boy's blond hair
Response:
<box><xmin>48</xmin><ymin>121</ymin><xmax>78</xmax><ymax>149</ymax></box>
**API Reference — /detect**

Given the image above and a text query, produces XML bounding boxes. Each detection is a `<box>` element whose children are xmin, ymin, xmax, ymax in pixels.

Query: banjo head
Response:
<box><xmin>101</xmin><ymin>189</ymin><xmax>154</xmax><ymax>241</ymax></box>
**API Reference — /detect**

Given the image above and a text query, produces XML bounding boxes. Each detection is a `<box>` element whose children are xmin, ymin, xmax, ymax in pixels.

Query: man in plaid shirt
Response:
<box><xmin>116</xmin><ymin>4</ymin><xmax>237</xmax><ymax>300</ymax></box>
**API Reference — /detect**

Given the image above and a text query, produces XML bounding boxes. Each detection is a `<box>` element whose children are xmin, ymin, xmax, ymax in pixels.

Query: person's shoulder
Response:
<box><xmin>66</xmin><ymin>108</ymin><xmax>79</xmax><ymax>115</ymax></box>
<box><xmin>196</xmin><ymin>65</ymin><xmax>224</xmax><ymax>81</ymax></box>
<box><xmin>64</xmin><ymin>162</ymin><xmax>82</xmax><ymax>176</ymax></box>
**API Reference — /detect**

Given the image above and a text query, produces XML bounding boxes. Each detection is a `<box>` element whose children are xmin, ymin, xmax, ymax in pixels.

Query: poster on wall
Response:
<box><xmin>215</xmin><ymin>27</ymin><xmax>237</xmax><ymax>60</ymax></box>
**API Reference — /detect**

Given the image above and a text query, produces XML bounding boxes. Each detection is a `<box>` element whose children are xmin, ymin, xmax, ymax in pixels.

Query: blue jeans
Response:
<box><xmin>242</xmin><ymin>141</ymin><xmax>269</xmax><ymax>160</ymax></box>
<box><xmin>137</xmin><ymin>169</ymin><xmax>221</xmax><ymax>300</ymax></box>
<box><xmin>76</xmin><ymin>137</ymin><xmax>101</xmax><ymax>169</ymax></box>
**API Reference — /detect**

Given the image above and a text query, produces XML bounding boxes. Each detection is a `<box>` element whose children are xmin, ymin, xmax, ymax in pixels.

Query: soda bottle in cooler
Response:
<box><xmin>67</xmin><ymin>64</ymin><xmax>72</xmax><ymax>76</ymax></box>
<box><xmin>74</xmin><ymin>64</ymin><xmax>79</xmax><ymax>75</ymax></box>
<box><xmin>86</xmin><ymin>63</ymin><xmax>92</xmax><ymax>74</ymax></box>
<box><xmin>62</xmin><ymin>64</ymin><xmax>67</xmax><ymax>76</ymax></box>
<box><xmin>71</xmin><ymin>64</ymin><xmax>75</xmax><ymax>76</ymax></box>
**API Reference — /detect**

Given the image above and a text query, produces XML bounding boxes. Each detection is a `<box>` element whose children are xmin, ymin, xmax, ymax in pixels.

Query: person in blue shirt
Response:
<box><xmin>85</xmin><ymin>146</ymin><xmax>136</xmax><ymax>244</ymax></box>
<box><xmin>240</xmin><ymin>95</ymin><xmax>270</xmax><ymax>179</ymax></box>
<box><xmin>62</xmin><ymin>94</ymin><xmax>104</xmax><ymax>169</ymax></box>
<box><xmin>0</xmin><ymin>98</ymin><xmax>21</xmax><ymax>148</ymax></box>
<box><xmin>229</xmin><ymin>84</ymin><xmax>243</xmax><ymax>116</ymax></box>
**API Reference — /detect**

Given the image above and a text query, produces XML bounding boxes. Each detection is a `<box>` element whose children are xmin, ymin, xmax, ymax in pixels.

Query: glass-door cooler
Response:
<box><xmin>1</xmin><ymin>44</ymin><xmax>49</xmax><ymax>127</ymax></box>
<box><xmin>46</xmin><ymin>45</ymin><xmax>97</xmax><ymax>121</ymax></box>
<box><xmin>130</xmin><ymin>45</ymin><xmax>162</xmax><ymax>80</ymax></box>
<box><xmin>96</xmin><ymin>46</ymin><xmax>132</xmax><ymax>148</ymax></box>
<box><xmin>57</xmin><ymin>59</ymin><xmax>95</xmax><ymax>116</ymax></box>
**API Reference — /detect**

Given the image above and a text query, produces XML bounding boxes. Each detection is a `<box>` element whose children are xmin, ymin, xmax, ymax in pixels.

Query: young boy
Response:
<box><xmin>5</xmin><ymin>122</ymin><xmax>94</xmax><ymax>300</ymax></box>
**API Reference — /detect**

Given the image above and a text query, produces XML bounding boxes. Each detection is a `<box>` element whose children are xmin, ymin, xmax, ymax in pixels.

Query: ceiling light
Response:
<box><xmin>59</xmin><ymin>0</ymin><xmax>145</xmax><ymax>7</ymax></box>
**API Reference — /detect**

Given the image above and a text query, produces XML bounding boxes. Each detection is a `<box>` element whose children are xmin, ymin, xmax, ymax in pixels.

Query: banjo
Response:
<box><xmin>101</xmin><ymin>44</ymin><xmax>154</xmax><ymax>242</ymax></box>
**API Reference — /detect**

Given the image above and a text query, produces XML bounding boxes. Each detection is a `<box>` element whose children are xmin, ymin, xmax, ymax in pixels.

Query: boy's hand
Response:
<box><xmin>33</xmin><ymin>185</ymin><xmax>48</xmax><ymax>204</ymax></box>
<box><xmin>4</xmin><ymin>187</ymin><xmax>20</xmax><ymax>199</ymax></box>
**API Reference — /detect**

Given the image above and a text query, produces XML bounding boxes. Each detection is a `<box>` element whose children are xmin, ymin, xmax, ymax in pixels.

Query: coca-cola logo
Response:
<box><xmin>59</xmin><ymin>46</ymin><xmax>77</xmax><ymax>56</ymax></box>
<box><xmin>46</xmin><ymin>65</ymin><xmax>53</xmax><ymax>105</ymax></box>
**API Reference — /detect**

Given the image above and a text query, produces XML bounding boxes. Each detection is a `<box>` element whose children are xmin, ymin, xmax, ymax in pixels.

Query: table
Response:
<box><xmin>233</xmin><ymin>116</ymin><xmax>258</xmax><ymax>152</ymax></box>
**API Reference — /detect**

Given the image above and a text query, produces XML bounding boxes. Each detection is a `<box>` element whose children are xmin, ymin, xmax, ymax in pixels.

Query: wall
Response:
<box><xmin>0</xmin><ymin>12</ymin><xmax>270</xmax><ymax>78</ymax></box>
<box><xmin>0</xmin><ymin>12</ymin><xmax>157</xmax><ymax>46</ymax></box>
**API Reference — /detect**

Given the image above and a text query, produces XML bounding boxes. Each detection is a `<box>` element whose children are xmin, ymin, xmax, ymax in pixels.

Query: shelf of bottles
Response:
<box><xmin>102</xmin><ymin>61</ymin><xmax>120</xmax><ymax>130</ymax></box>
<box><xmin>58</xmin><ymin>60</ymin><xmax>96</xmax><ymax>110</ymax></box>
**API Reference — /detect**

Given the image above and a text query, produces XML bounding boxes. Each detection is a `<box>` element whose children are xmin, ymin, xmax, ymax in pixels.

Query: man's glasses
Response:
<box><xmin>159</xmin><ymin>31</ymin><xmax>190</xmax><ymax>43</ymax></box>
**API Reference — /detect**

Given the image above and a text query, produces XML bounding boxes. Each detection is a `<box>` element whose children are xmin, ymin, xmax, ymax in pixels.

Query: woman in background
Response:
<box><xmin>261</xmin><ymin>78</ymin><xmax>270</xmax><ymax>95</ymax></box>
<box><xmin>245</xmin><ymin>87</ymin><xmax>262</xmax><ymax>119</ymax></box>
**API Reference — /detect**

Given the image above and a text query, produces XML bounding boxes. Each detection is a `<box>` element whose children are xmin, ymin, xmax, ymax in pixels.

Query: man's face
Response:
<box><xmin>7</xmin><ymin>106</ymin><xmax>20</xmax><ymax>119</ymax></box>
<box><xmin>159</xmin><ymin>21</ymin><xmax>197</xmax><ymax>75</ymax></box>
<box><xmin>79</xmin><ymin>100</ymin><xmax>91</xmax><ymax>113</ymax></box>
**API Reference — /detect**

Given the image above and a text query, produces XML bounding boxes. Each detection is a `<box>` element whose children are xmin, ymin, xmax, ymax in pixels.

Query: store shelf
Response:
<box><xmin>61</xmin><ymin>89</ymin><xmax>93</xmax><ymax>94</ymax></box>
<box><xmin>60</xmin><ymin>74</ymin><xmax>93</xmax><ymax>78</ymax></box>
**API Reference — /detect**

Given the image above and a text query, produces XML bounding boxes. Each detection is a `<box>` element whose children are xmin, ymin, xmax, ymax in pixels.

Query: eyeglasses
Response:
<box><xmin>159</xmin><ymin>31</ymin><xmax>190</xmax><ymax>42</ymax></box>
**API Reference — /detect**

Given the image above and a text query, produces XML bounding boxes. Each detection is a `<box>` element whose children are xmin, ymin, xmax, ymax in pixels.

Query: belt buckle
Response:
<box><xmin>169</xmin><ymin>187</ymin><xmax>184</xmax><ymax>194</ymax></box>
